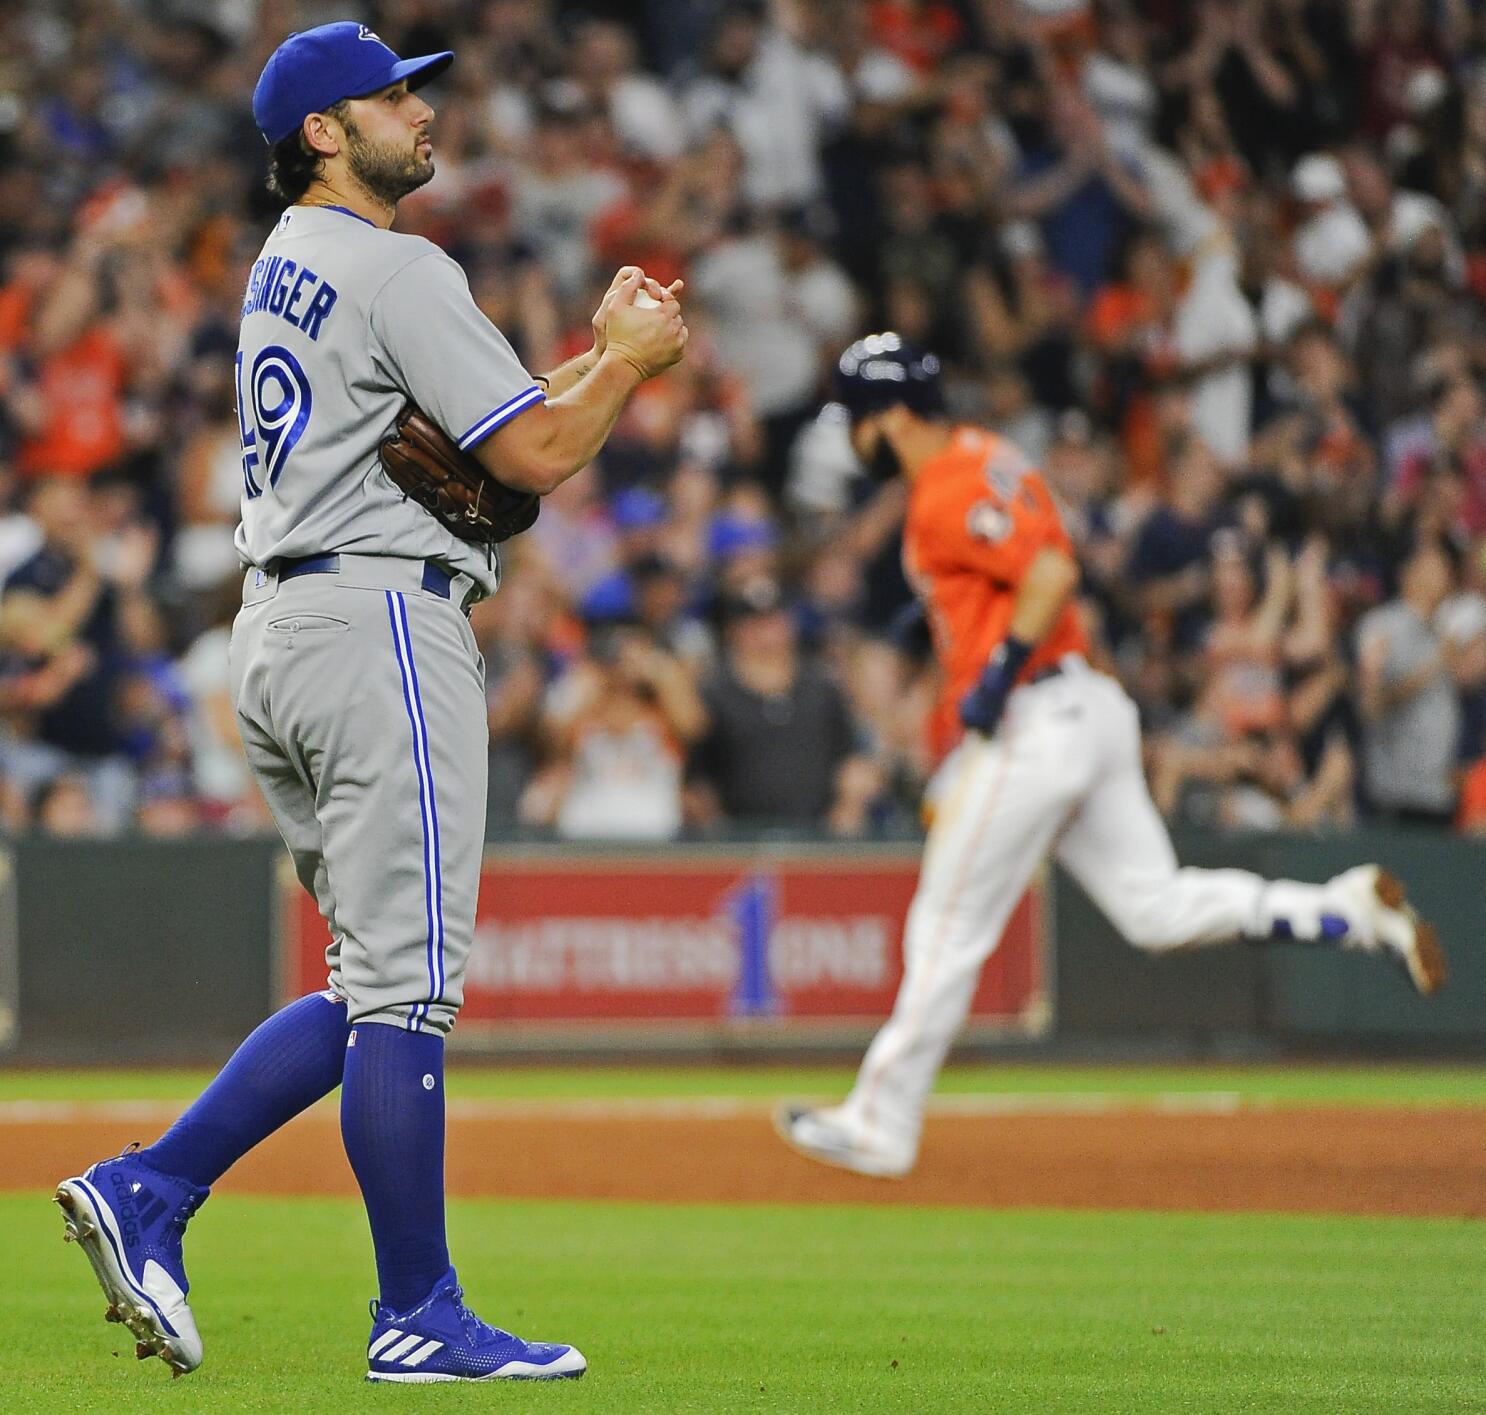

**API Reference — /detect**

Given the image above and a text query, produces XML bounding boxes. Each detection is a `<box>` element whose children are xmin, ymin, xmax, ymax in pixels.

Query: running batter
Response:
<box><xmin>777</xmin><ymin>334</ymin><xmax>1447</xmax><ymax>1180</ymax></box>
<box><xmin>56</xmin><ymin>21</ymin><xmax>684</xmax><ymax>1382</ymax></box>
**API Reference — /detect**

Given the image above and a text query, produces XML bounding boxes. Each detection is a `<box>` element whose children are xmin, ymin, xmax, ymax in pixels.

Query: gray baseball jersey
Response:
<box><xmin>233</xmin><ymin>204</ymin><xmax>544</xmax><ymax>598</ymax></box>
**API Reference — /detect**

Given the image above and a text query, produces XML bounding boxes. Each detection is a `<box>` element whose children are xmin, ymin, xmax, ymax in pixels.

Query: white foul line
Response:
<box><xmin>0</xmin><ymin>1091</ymin><xmax>1253</xmax><ymax>1125</ymax></box>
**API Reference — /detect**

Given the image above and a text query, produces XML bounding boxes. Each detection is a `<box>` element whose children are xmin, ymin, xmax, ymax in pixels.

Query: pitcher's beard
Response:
<box><xmin>344</xmin><ymin>121</ymin><xmax>435</xmax><ymax>206</ymax></box>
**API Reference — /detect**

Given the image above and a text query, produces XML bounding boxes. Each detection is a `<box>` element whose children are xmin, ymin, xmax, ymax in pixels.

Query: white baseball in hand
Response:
<box><xmin>633</xmin><ymin>288</ymin><xmax>662</xmax><ymax>309</ymax></box>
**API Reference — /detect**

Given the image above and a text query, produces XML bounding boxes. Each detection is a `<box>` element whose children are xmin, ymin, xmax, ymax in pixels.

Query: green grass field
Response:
<box><xmin>7</xmin><ymin>1196</ymin><xmax>1482</xmax><ymax>1414</ymax></box>
<box><xmin>5</xmin><ymin>1064</ymin><xmax>1483</xmax><ymax>1412</ymax></box>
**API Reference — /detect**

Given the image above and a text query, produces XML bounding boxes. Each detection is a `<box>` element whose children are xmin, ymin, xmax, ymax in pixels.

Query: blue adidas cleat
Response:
<box><xmin>365</xmin><ymin>1267</ymin><xmax>586</xmax><ymax>1383</ymax></box>
<box><xmin>54</xmin><ymin>1144</ymin><xmax>209</xmax><ymax>1376</ymax></box>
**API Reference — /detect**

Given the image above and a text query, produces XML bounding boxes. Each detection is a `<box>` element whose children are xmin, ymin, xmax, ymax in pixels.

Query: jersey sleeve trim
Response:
<box><xmin>456</xmin><ymin>385</ymin><xmax>547</xmax><ymax>450</ymax></box>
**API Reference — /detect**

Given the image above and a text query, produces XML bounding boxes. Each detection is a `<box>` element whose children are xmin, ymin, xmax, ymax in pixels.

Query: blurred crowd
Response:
<box><xmin>4</xmin><ymin>0</ymin><xmax>1486</xmax><ymax>840</ymax></box>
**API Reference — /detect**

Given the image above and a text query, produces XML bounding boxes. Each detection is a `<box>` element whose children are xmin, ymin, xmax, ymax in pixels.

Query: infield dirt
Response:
<box><xmin>5</xmin><ymin>1103</ymin><xmax>1484</xmax><ymax>1218</ymax></box>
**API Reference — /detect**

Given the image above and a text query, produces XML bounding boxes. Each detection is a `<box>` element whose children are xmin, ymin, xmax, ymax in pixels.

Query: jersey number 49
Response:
<box><xmin>236</xmin><ymin>346</ymin><xmax>313</xmax><ymax>499</ymax></box>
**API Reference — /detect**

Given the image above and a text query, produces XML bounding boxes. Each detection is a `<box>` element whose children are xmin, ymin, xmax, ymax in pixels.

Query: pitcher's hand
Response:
<box><xmin>604</xmin><ymin>271</ymin><xmax>688</xmax><ymax>379</ymax></box>
<box><xmin>593</xmin><ymin>267</ymin><xmax>683</xmax><ymax>356</ymax></box>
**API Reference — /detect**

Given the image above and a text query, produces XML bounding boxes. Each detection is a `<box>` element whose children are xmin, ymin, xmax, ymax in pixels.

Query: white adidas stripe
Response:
<box><xmin>381</xmin><ymin>1332</ymin><xmax>425</xmax><ymax>1363</ymax></box>
<box><xmin>401</xmin><ymin>1339</ymin><xmax>443</xmax><ymax>1367</ymax></box>
<box><xmin>367</xmin><ymin>1328</ymin><xmax>403</xmax><ymax>1359</ymax></box>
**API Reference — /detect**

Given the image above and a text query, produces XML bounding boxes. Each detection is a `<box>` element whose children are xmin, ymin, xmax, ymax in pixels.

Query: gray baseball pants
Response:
<box><xmin>232</xmin><ymin>554</ymin><xmax>488</xmax><ymax>1034</ymax></box>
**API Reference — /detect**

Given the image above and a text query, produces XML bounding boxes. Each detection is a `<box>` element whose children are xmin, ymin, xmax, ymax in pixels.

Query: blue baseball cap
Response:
<box><xmin>610</xmin><ymin>487</ymin><xmax>668</xmax><ymax>531</ymax></box>
<box><xmin>707</xmin><ymin>514</ymin><xmax>778</xmax><ymax>559</ymax></box>
<box><xmin>579</xmin><ymin>573</ymin><xmax>637</xmax><ymax>624</ymax></box>
<box><xmin>253</xmin><ymin>22</ymin><xmax>453</xmax><ymax>146</ymax></box>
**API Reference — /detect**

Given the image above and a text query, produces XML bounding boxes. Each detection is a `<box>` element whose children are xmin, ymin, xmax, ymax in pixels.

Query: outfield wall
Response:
<box><xmin>4</xmin><ymin>828</ymin><xmax>1480</xmax><ymax>1062</ymax></box>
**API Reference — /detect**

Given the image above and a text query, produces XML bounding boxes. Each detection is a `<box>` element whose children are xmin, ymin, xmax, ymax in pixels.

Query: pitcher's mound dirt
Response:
<box><xmin>7</xmin><ymin>1105</ymin><xmax>1485</xmax><ymax>1217</ymax></box>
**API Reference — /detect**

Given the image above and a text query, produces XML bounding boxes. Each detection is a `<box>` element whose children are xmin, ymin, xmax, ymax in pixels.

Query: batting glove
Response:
<box><xmin>959</xmin><ymin>635</ymin><xmax>1032</xmax><ymax>737</ymax></box>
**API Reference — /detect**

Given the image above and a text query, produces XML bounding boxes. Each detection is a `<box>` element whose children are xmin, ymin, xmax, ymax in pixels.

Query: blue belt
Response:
<box><xmin>277</xmin><ymin>554</ymin><xmax>455</xmax><ymax>600</ymax></box>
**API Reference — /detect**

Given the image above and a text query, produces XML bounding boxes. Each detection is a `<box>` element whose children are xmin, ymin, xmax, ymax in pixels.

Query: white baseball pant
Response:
<box><xmin>841</xmin><ymin>658</ymin><xmax>1338</xmax><ymax>1162</ymax></box>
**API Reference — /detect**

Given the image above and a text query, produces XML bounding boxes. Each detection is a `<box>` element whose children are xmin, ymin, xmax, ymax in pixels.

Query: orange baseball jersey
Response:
<box><xmin>902</xmin><ymin>426</ymin><xmax>1089</xmax><ymax>760</ymax></box>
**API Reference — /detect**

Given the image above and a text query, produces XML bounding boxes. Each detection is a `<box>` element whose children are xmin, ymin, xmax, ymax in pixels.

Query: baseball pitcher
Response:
<box><xmin>778</xmin><ymin>334</ymin><xmax>1447</xmax><ymax>1180</ymax></box>
<box><xmin>56</xmin><ymin>22</ymin><xmax>684</xmax><ymax>1382</ymax></box>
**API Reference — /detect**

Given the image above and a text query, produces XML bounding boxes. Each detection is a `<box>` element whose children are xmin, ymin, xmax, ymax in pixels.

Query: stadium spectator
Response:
<box><xmin>1388</xmin><ymin>370</ymin><xmax>1486</xmax><ymax>539</ymax></box>
<box><xmin>678</xmin><ymin>1</ymin><xmax>850</xmax><ymax>209</ymax></box>
<box><xmin>1124</xmin><ymin>431</ymin><xmax>1227</xmax><ymax>652</ymax></box>
<box><xmin>566</xmin><ymin>18</ymin><xmax>687</xmax><ymax>162</ymax></box>
<box><xmin>1163</xmin><ymin>0</ymin><xmax>1313</xmax><ymax>173</ymax></box>
<box><xmin>1279</xmin><ymin>535</ymin><xmax>1360</xmax><ymax>830</ymax></box>
<box><xmin>510</xmin><ymin>101</ymin><xmax>629</xmax><ymax>301</ymax></box>
<box><xmin>1442</xmin><ymin>577</ymin><xmax>1486</xmax><ymax>830</ymax></box>
<box><xmin>471</xmin><ymin>574</ymin><xmax>552</xmax><ymax>831</ymax></box>
<box><xmin>1005</xmin><ymin>83</ymin><xmax>1152</xmax><ymax>299</ymax></box>
<box><xmin>2</xmin><ymin>0</ymin><xmax>1485</xmax><ymax>839</ymax></box>
<box><xmin>7</xmin><ymin>237</ymin><xmax>132</xmax><ymax>482</ymax></box>
<box><xmin>0</xmin><ymin>477</ymin><xmax>157</xmax><ymax>830</ymax></box>
<box><xmin>630</xmin><ymin>552</ymin><xmax>714</xmax><ymax>670</ymax></box>
<box><xmin>687</xmin><ymin>576</ymin><xmax>869</xmax><ymax>833</ymax></box>
<box><xmin>1290</xmin><ymin>153</ymin><xmax>1373</xmax><ymax>293</ymax></box>
<box><xmin>1234</xmin><ymin>194</ymin><xmax>1313</xmax><ymax>424</ymax></box>
<box><xmin>1203</xmin><ymin>535</ymin><xmax>1291</xmax><ymax>738</ymax></box>
<box><xmin>1086</xmin><ymin>226</ymin><xmax>1180</xmax><ymax>482</ymax></box>
<box><xmin>32</xmin><ymin>773</ymin><xmax>102</xmax><ymax>838</ymax></box>
<box><xmin>1356</xmin><ymin>537</ymin><xmax>1462</xmax><ymax>826</ymax></box>
<box><xmin>689</xmin><ymin>203</ymin><xmax>834</xmax><ymax>492</ymax></box>
<box><xmin>177</xmin><ymin>589</ymin><xmax>270</xmax><ymax>833</ymax></box>
<box><xmin>523</xmin><ymin>621</ymin><xmax>705</xmax><ymax>840</ymax></box>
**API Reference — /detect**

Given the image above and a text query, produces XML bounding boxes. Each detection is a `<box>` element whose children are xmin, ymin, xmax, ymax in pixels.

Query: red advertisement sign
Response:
<box><xmin>280</xmin><ymin>849</ymin><xmax>1047</xmax><ymax>1046</ymax></box>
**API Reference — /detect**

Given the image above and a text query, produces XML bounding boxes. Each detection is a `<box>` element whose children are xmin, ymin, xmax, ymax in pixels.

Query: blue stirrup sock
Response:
<box><xmin>339</xmin><ymin>1021</ymin><xmax>450</xmax><ymax>1314</ymax></box>
<box><xmin>139</xmin><ymin>991</ymin><xmax>351</xmax><ymax>1189</ymax></box>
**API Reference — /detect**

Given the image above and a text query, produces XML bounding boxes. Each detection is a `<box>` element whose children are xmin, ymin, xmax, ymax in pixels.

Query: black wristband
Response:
<box><xmin>992</xmin><ymin>634</ymin><xmax>1033</xmax><ymax>679</ymax></box>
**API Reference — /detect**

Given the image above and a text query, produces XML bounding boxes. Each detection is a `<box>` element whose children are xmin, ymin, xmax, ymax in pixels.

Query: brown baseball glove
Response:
<box><xmin>379</xmin><ymin>404</ymin><xmax>540</xmax><ymax>545</ymax></box>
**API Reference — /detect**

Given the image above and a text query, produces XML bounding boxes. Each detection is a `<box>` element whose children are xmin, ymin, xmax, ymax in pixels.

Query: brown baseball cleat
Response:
<box><xmin>1326</xmin><ymin>865</ymin><xmax>1447</xmax><ymax>996</ymax></box>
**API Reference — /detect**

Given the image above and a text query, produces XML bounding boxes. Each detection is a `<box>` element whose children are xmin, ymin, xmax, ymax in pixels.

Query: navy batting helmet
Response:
<box><xmin>833</xmin><ymin>333</ymin><xmax>945</xmax><ymax>421</ymax></box>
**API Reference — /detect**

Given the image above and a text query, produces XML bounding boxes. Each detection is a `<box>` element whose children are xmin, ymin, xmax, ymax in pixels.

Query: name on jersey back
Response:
<box><xmin>241</xmin><ymin>256</ymin><xmax>339</xmax><ymax>341</ymax></box>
